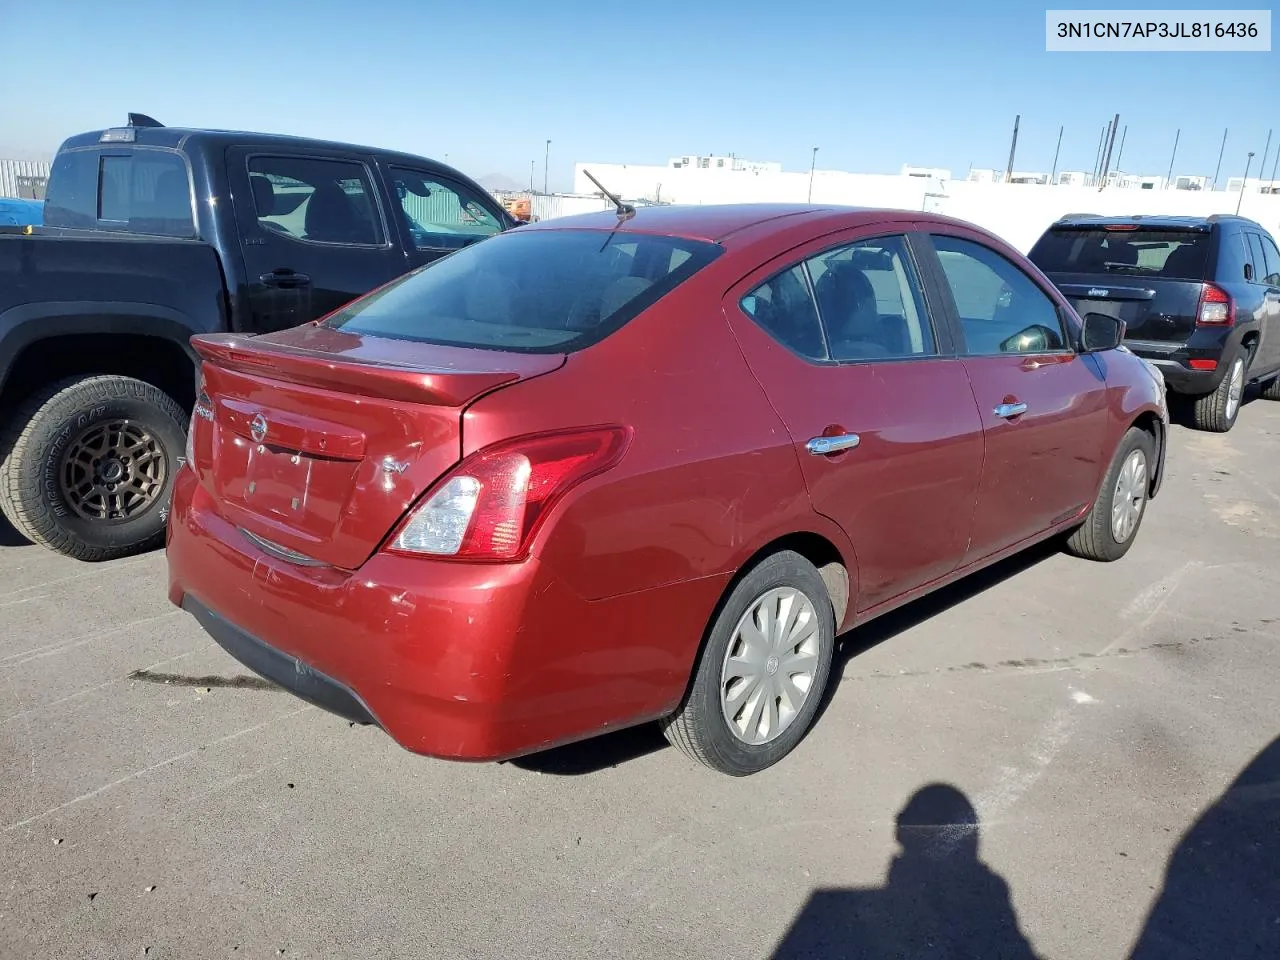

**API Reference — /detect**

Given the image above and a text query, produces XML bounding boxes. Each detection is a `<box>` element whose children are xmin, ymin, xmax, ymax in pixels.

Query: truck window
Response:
<box><xmin>45</xmin><ymin>147</ymin><xmax>194</xmax><ymax>238</ymax></box>
<box><xmin>247</xmin><ymin>156</ymin><xmax>384</xmax><ymax>247</ymax></box>
<box><xmin>389</xmin><ymin>167</ymin><xmax>503</xmax><ymax>252</ymax></box>
<box><xmin>1029</xmin><ymin>228</ymin><xmax>1210</xmax><ymax>281</ymax></box>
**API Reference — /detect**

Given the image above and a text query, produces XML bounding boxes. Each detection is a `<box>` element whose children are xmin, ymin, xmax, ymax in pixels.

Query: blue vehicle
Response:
<box><xmin>0</xmin><ymin>197</ymin><xmax>43</xmax><ymax>226</ymax></box>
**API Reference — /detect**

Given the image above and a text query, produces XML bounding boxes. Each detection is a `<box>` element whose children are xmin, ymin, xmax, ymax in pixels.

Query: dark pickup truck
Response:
<box><xmin>0</xmin><ymin>114</ymin><xmax>517</xmax><ymax>560</ymax></box>
<box><xmin>1029</xmin><ymin>214</ymin><xmax>1280</xmax><ymax>432</ymax></box>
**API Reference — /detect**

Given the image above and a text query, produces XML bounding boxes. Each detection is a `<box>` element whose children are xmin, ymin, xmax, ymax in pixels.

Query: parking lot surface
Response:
<box><xmin>2</xmin><ymin>398</ymin><xmax>1278</xmax><ymax>960</ymax></box>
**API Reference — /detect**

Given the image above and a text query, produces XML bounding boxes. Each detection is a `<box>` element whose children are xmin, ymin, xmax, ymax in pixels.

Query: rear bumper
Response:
<box><xmin>166</xmin><ymin>469</ymin><xmax>726</xmax><ymax>762</ymax></box>
<box><xmin>1125</xmin><ymin>334</ymin><xmax>1236</xmax><ymax>395</ymax></box>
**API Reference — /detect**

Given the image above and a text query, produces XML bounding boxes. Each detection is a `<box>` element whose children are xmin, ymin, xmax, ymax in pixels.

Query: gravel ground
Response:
<box><xmin>2</xmin><ymin>397</ymin><xmax>1278</xmax><ymax>960</ymax></box>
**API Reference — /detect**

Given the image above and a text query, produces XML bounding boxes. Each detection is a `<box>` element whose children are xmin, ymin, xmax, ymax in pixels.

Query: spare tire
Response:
<box><xmin>0</xmin><ymin>375</ymin><xmax>188</xmax><ymax>561</ymax></box>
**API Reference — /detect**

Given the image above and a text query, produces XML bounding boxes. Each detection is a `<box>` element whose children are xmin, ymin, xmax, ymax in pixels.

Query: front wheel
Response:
<box><xmin>0</xmin><ymin>375</ymin><xmax>188</xmax><ymax>561</ymax></box>
<box><xmin>1065</xmin><ymin>426</ymin><xmax>1156</xmax><ymax>562</ymax></box>
<box><xmin>661</xmin><ymin>551</ymin><xmax>835</xmax><ymax>776</ymax></box>
<box><xmin>1191</xmin><ymin>354</ymin><xmax>1246</xmax><ymax>432</ymax></box>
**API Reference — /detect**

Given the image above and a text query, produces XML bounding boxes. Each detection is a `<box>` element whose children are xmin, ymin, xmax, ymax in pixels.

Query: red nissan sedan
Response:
<box><xmin>167</xmin><ymin>204</ymin><xmax>1168</xmax><ymax>776</ymax></box>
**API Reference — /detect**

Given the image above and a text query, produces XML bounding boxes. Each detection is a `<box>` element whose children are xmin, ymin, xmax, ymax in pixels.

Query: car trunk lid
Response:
<box><xmin>189</xmin><ymin>325</ymin><xmax>565</xmax><ymax>569</ymax></box>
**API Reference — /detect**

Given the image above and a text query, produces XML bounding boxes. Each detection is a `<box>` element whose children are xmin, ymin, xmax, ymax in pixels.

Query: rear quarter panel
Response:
<box><xmin>461</xmin><ymin>265</ymin><xmax>858</xmax><ymax>604</ymax></box>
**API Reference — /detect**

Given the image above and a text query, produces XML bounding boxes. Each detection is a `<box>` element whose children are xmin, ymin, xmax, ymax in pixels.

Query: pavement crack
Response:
<box><xmin>128</xmin><ymin>669</ymin><xmax>278</xmax><ymax>692</ymax></box>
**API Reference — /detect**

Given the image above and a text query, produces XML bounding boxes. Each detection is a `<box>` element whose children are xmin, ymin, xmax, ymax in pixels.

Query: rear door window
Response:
<box><xmin>1258</xmin><ymin>234</ymin><xmax>1280</xmax><ymax>285</ymax></box>
<box><xmin>1246</xmin><ymin>233</ymin><xmax>1269</xmax><ymax>283</ymax></box>
<box><xmin>1029</xmin><ymin>228</ymin><xmax>1209</xmax><ymax>280</ymax></box>
<box><xmin>324</xmin><ymin>228</ymin><xmax>722</xmax><ymax>353</ymax></box>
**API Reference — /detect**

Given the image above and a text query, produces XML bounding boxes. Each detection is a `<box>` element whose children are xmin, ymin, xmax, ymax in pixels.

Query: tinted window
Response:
<box><xmin>390</xmin><ymin>167</ymin><xmax>503</xmax><ymax>251</ymax></box>
<box><xmin>807</xmin><ymin>236</ymin><xmax>935</xmax><ymax>361</ymax></box>
<box><xmin>1246</xmin><ymin>233</ymin><xmax>1268</xmax><ymax>283</ymax></box>
<box><xmin>741</xmin><ymin>265</ymin><xmax>826</xmax><ymax>360</ymax></box>
<box><xmin>247</xmin><ymin>156</ymin><xmax>383</xmax><ymax>246</ymax></box>
<box><xmin>325</xmin><ymin>228</ymin><xmax>721</xmax><ymax>353</ymax></box>
<box><xmin>933</xmin><ymin>235</ymin><xmax>1067</xmax><ymax>355</ymax></box>
<box><xmin>44</xmin><ymin>148</ymin><xmax>193</xmax><ymax>237</ymax></box>
<box><xmin>1258</xmin><ymin>234</ymin><xmax>1280</xmax><ymax>285</ymax></box>
<box><xmin>1029</xmin><ymin>228</ymin><xmax>1209</xmax><ymax>280</ymax></box>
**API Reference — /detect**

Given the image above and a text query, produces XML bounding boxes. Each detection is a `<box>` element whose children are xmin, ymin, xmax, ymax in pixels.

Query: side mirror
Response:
<box><xmin>1080</xmin><ymin>312</ymin><xmax>1125</xmax><ymax>353</ymax></box>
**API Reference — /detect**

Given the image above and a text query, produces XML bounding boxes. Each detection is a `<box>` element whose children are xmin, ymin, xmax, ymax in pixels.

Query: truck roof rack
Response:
<box><xmin>127</xmin><ymin>113</ymin><xmax>164</xmax><ymax>128</ymax></box>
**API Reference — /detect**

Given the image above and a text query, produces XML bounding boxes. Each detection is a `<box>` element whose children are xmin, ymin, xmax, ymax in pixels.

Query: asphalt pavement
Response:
<box><xmin>2</xmin><ymin>396</ymin><xmax>1278</xmax><ymax>960</ymax></box>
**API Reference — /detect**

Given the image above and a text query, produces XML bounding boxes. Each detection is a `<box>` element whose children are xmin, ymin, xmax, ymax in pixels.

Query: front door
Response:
<box><xmin>920</xmin><ymin>229</ymin><xmax>1111</xmax><ymax>562</ymax></box>
<box><xmin>227</xmin><ymin>148</ymin><xmax>409</xmax><ymax>333</ymax></box>
<box><xmin>724</xmin><ymin>228</ymin><xmax>986</xmax><ymax>614</ymax></box>
<box><xmin>378</xmin><ymin>162</ymin><xmax>507</xmax><ymax>271</ymax></box>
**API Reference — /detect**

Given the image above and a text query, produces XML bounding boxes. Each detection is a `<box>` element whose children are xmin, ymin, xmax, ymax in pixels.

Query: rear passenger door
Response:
<box><xmin>227</xmin><ymin>148</ymin><xmax>408</xmax><ymax>333</ymax></box>
<box><xmin>723</xmin><ymin>227</ymin><xmax>986</xmax><ymax>614</ymax></box>
<box><xmin>919</xmin><ymin>229</ymin><xmax>1110</xmax><ymax>562</ymax></box>
<box><xmin>1246</xmin><ymin>231</ymin><xmax>1280</xmax><ymax>372</ymax></box>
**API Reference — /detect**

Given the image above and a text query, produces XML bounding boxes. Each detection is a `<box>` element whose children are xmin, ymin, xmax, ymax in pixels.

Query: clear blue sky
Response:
<box><xmin>1</xmin><ymin>0</ymin><xmax>1276</xmax><ymax>188</ymax></box>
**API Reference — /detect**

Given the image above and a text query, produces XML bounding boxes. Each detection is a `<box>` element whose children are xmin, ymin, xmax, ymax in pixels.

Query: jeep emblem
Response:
<box><xmin>1087</xmin><ymin>288</ymin><xmax>1109</xmax><ymax>297</ymax></box>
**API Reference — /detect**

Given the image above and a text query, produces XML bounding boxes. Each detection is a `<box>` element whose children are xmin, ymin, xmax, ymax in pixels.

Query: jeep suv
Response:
<box><xmin>1029</xmin><ymin>214</ymin><xmax>1280</xmax><ymax>432</ymax></box>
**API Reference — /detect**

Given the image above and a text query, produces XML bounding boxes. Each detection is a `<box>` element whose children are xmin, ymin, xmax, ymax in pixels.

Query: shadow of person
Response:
<box><xmin>773</xmin><ymin>784</ymin><xmax>1041</xmax><ymax>959</ymax></box>
<box><xmin>1129</xmin><ymin>735</ymin><xmax>1280</xmax><ymax>960</ymax></box>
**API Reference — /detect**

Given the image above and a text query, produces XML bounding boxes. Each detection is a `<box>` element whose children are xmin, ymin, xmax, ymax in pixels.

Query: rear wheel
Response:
<box><xmin>662</xmin><ymin>551</ymin><xmax>835</xmax><ymax>776</ymax></box>
<box><xmin>1065</xmin><ymin>426</ymin><xmax>1155</xmax><ymax>562</ymax></box>
<box><xmin>0</xmin><ymin>375</ymin><xmax>188</xmax><ymax>561</ymax></box>
<box><xmin>1191</xmin><ymin>354</ymin><xmax>1246</xmax><ymax>432</ymax></box>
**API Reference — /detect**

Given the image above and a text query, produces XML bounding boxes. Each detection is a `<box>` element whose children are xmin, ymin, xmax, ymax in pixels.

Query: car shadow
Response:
<box><xmin>771</xmin><ymin>782</ymin><xmax>1043</xmax><ymax>959</ymax></box>
<box><xmin>1127</xmin><ymin>733</ymin><xmax>1280</xmax><ymax>960</ymax></box>
<box><xmin>1167</xmin><ymin>381</ymin><xmax>1265</xmax><ymax>429</ymax></box>
<box><xmin>515</xmin><ymin>539</ymin><xmax>1062</xmax><ymax>777</ymax></box>
<box><xmin>0</xmin><ymin>512</ymin><xmax>30</xmax><ymax>547</ymax></box>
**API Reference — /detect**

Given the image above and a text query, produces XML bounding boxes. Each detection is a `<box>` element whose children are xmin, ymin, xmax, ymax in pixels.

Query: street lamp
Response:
<box><xmin>808</xmin><ymin>147</ymin><xmax>818</xmax><ymax>203</ymax></box>
<box><xmin>544</xmin><ymin>139</ymin><xmax>551</xmax><ymax>195</ymax></box>
<box><xmin>530</xmin><ymin>159</ymin><xmax>535</xmax><ymax>192</ymax></box>
<box><xmin>1236</xmin><ymin>151</ymin><xmax>1255</xmax><ymax>215</ymax></box>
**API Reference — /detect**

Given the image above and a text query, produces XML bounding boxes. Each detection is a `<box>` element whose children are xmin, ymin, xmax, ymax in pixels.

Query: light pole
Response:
<box><xmin>1236</xmin><ymin>151</ymin><xmax>1255</xmax><ymax>215</ymax></box>
<box><xmin>808</xmin><ymin>147</ymin><xmax>818</xmax><ymax>203</ymax></box>
<box><xmin>544</xmin><ymin>139</ymin><xmax>551</xmax><ymax>195</ymax></box>
<box><xmin>530</xmin><ymin>160</ymin><xmax>534</xmax><ymax>192</ymax></box>
<box><xmin>1212</xmin><ymin>128</ymin><xmax>1228</xmax><ymax>189</ymax></box>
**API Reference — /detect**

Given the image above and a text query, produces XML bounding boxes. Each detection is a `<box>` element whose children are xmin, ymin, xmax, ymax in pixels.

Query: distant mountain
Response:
<box><xmin>476</xmin><ymin>173</ymin><xmax>524</xmax><ymax>192</ymax></box>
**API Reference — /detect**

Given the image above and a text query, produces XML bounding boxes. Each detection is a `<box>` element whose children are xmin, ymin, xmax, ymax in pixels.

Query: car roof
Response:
<box><xmin>519</xmin><ymin>204</ymin><xmax>983</xmax><ymax>245</ymax></box>
<box><xmin>1051</xmin><ymin>213</ymin><xmax>1260</xmax><ymax>232</ymax></box>
<box><xmin>59</xmin><ymin>125</ymin><xmax>464</xmax><ymax>178</ymax></box>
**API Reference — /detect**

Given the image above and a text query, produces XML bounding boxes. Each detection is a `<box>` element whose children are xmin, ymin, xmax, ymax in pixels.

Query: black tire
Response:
<box><xmin>1191</xmin><ymin>353</ymin><xmax>1246</xmax><ymax>432</ymax></box>
<box><xmin>1065</xmin><ymin>426</ymin><xmax>1156</xmax><ymax>563</ymax></box>
<box><xmin>1261</xmin><ymin>377</ymin><xmax>1280</xmax><ymax>401</ymax></box>
<box><xmin>0</xmin><ymin>375</ymin><xmax>188</xmax><ymax>562</ymax></box>
<box><xmin>661</xmin><ymin>550</ymin><xmax>835</xmax><ymax>776</ymax></box>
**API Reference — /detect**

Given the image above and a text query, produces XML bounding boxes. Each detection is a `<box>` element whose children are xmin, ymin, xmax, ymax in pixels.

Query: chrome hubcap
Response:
<box><xmin>1225</xmin><ymin>359</ymin><xmax>1244</xmax><ymax>422</ymax></box>
<box><xmin>720</xmin><ymin>587</ymin><xmax>821</xmax><ymax>745</ymax></box>
<box><xmin>1110</xmin><ymin>448</ymin><xmax>1148</xmax><ymax>544</ymax></box>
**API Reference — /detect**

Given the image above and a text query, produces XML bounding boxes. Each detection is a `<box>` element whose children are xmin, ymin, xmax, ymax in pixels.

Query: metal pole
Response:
<box><xmin>1237</xmin><ymin>152</ymin><xmax>1255</xmax><ymax>215</ymax></box>
<box><xmin>530</xmin><ymin>160</ymin><xmax>534</xmax><ymax>192</ymax></box>
<box><xmin>1115</xmin><ymin>124</ymin><xmax>1128</xmax><ymax>172</ymax></box>
<box><xmin>1165</xmin><ymin>129</ymin><xmax>1180</xmax><ymax>187</ymax></box>
<box><xmin>1004</xmin><ymin>114</ymin><xmax>1021</xmax><ymax>184</ymax></box>
<box><xmin>808</xmin><ymin>147</ymin><xmax>818</xmax><ymax>202</ymax></box>
<box><xmin>1050</xmin><ymin>125</ymin><xmax>1063</xmax><ymax>183</ymax></box>
<box><xmin>1258</xmin><ymin>129</ymin><xmax>1273</xmax><ymax>194</ymax></box>
<box><xmin>543</xmin><ymin>140</ymin><xmax>550</xmax><ymax>195</ymax></box>
<box><xmin>1271</xmin><ymin>146</ymin><xmax>1280</xmax><ymax>188</ymax></box>
<box><xmin>1212</xmin><ymin>129</ymin><xmax>1228</xmax><ymax>189</ymax></box>
<box><xmin>1093</xmin><ymin>123</ymin><xmax>1108</xmax><ymax>184</ymax></box>
<box><xmin>1099</xmin><ymin>114</ymin><xmax>1120</xmax><ymax>188</ymax></box>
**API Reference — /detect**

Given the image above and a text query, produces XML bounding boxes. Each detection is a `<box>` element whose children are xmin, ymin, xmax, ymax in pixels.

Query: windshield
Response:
<box><xmin>1030</xmin><ymin>228</ymin><xmax>1210</xmax><ymax>280</ymax></box>
<box><xmin>324</xmin><ymin>228</ymin><xmax>723</xmax><ymax>353</ymax></box>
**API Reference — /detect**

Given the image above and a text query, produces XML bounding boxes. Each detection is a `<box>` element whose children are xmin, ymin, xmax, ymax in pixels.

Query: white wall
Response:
<box><xmin>570</xmin><ymin>161</ymin><xmax>1280</xmax><ymax>253</ymax></box>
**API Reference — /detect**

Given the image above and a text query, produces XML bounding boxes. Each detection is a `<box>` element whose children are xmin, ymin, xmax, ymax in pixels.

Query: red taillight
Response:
<box><xmin>1188</xmin><ymin>359</ymin><xmax>1218</xmax><ymax>371</ymax></box>
<box><xmin>1196</xmin><ymin>283</ymin><xmax>1234</xmax><ymax>326</ymax></box>
<box><xmin>388</xmin><ymin>427</ymin><xmax>632</xmax><ymax>561</ymax></box>
<box><xmin>1104</xmin><ymin>224</ymin><xmax>1139</xmax><ymax>231</ymax></box>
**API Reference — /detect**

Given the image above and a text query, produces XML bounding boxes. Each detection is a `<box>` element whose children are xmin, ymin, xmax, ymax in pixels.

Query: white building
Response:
<box><xmin>1173</xmin><ymin>175</ymin><xmax>1209</xmax><ymax>191</ymax></box>
<box><xmin>901</xmin><ymin>165</ymin><xmax>952</xmax><ymax>181</ymax></box>
<box><xmin>667</xmin><ymin>154</ymin><xmax>781</xmax><ymax>174</ymax></box>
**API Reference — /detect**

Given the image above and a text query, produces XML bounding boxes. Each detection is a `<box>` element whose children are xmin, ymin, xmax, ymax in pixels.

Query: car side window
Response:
<box><xmin>741</xmin><ymin>265</ymin><xmax>827</xmax><ymax>361</ymax></box>
<box><xmin>389</xmin><ymin>167</ymin><xmax>503</xmax><ymax>252</ymax></box>
<box><xmin>246</xmin><ymin>155</ymin><xmax>384</xmax><ymax>247</ymax></box>
<box><xmin>1258</xmin><ymin>234</ymin><xmax>1280</xmax><ymax>286</ymax></box>
<box><xmin>1246</xmin><ymin>233</ymin><xmax>1270</xmax><ymax>283</ymax></box>
<box><xmin>805</xmin><ymin>235</ymin><xmax>936</xmax><ymax>361</ymax></box>
<box><xmin>931</xmin><ymin>234</ymin><xmax>1068</xmax><ymax>355</ymax></box>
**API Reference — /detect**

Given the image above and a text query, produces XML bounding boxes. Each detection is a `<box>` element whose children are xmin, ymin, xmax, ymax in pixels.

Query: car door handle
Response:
<box><xmin>806</xmin><ymin>433</ymin><xmax>861</xmax><ymax>456</ymax></box>
<box><xmin>994</xmin><ymin>402</ymin><xmax>1028</xmax><ymax>419</ymax></box>
<box><xmin>260</xmin><ymin>270</ymin><xmax>311</xmax><ymax>289</ymax></box>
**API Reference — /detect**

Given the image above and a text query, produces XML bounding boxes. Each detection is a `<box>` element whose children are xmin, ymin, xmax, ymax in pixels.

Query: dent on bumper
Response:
<box><xmin>166</xmin><ymin>471</ymin><xmax>728</xmax><ymax>762</ymax></box>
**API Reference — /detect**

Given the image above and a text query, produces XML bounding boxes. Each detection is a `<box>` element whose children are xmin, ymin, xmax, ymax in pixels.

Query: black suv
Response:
<box><xmin>1029</xmin><ymin>214</ymin><xmax>1280</xmax><ymax>432</ymax></box>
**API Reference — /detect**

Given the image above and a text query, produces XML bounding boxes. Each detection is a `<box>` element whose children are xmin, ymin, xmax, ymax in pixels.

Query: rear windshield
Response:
<box><xmin>324</xmin><ymin>228</ymin><xmax>723</xmax><ymax>353</ymax></box>
<box><xmin>1029</xmin><ymin>228</ymin><xmax>1210</xmax><ymax>280</ymax></box>
<box><xmin>44</xmin><ymin>147</ymin><xmax>195</xmax><ymax>238</ymax></box>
